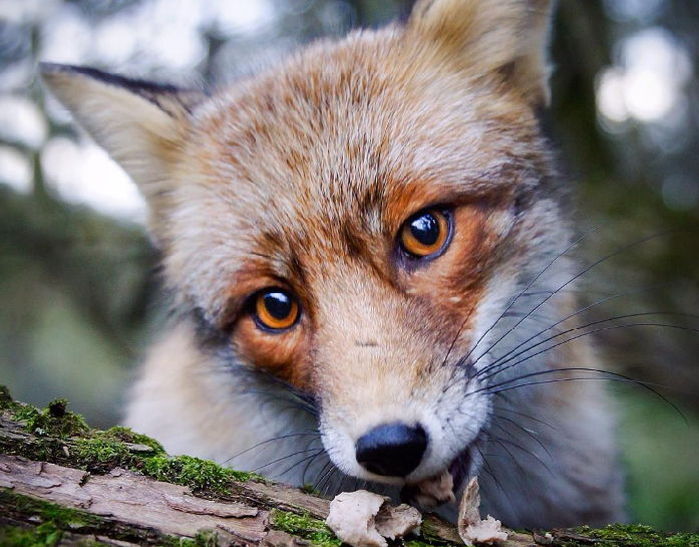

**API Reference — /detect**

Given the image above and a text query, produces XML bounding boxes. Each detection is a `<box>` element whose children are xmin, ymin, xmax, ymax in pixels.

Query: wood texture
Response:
<box><xmin>1</xmin><ymin>392</ymin><xmax>695</xmax><ymax>546</ymax></box>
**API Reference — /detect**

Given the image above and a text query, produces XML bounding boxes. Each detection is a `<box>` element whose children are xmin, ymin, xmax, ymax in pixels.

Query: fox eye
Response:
<box><xmin>399</xmin><ymin>209</ymin><xmax>451</xmax><ymax>259</ymax></box>
<box><xmin>253</xmin><ymin>289</ymin><xmax>299</xmax><ymax>332</ymax></box>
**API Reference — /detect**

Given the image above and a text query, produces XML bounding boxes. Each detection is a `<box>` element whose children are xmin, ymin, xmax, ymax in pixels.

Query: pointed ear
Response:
<box><xmin>407</xmin><ymin>0</ymin><xmax>553</xmax><ymax>105</ymax></box>
<box><xmin>40</xmin><ymin>63</ymin><xmax>205</xmax><ymax>243</ymax></box>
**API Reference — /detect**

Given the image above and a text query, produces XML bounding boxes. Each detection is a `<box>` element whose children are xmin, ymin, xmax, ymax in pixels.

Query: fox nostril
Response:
<box><xmin>355</xmin><ymin>422</ymin><xmax>428</xmax><ymax>477</ymax></box>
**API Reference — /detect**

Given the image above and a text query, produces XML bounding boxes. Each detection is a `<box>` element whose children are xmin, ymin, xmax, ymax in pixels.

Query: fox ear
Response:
<box><xmin>407</xmin><ymin>0</ymin><xmax>553</xmax><ymax>105</ymax></box>
<box><xmin>40</xmin><ymin>63</ymin><xmax>204</xmax><ymax>243</ymax></box>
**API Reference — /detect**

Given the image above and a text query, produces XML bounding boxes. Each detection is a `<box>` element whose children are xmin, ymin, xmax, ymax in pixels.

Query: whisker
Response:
<box><xmin>301</xmin><ymin>451</ymin><xmax>320</xmax><ymax>486</ymax></box>
<box><xmin>494</xmin><ymin>406</ymin><xmax>558</xmax><ymax>431</ymax></box>
<box><xmin>461</xmin><ymin>227</ymin><xmax>600</xmax><ymax>366</ymax></box>
<box><xmin>337</xmin><ymin>472</ymin><xmax>351</xmax><ymax>495</ymax></box>
<box><xmin>320</xmin><ymin>467</ymin><xmax>343</xmax><ymax>497</ymax></box>
<box><xmin>253</xmin><ymin>446</ymin><xmax>322</xmax><ymax>472</ymax></box>
<box><xmin>469</xmin><ymin>231</ymin><xmax>672</xmax><ymax>370</ymax></box>
<box><xmin>492</xmin><ymin>414</ymin><xmax>552</xmax><ymax>458</ymax></box>
<box><xmin>489</xmin><ymin>431</ymin><xmax>554</xmax><ymax>476</ymax></box>
<box><xmin>478</xmin><ymin>364</ymin><xmax>686</xmax><ymax>423</ymax></box>
<box><xmin>491</xmin><ymin>376</ymin><xmax>643</xmax><ymax>395</ymax></box>
<box><xmin>501</xmin><ymin>311</ymin><xmax>550</xmax><ymax>320</ymax></box>
<box><xmin>484</xmin><ymin>433</ymin><xmax>553</xmax><ymax>477</ymax></box>
<box><xmin>224</xmin><ymin>431</ymin><xmax>321</xmax><ymax>464</ymax></box>
<box><xmin>233</xmin><ymin>388</ymin><xmax>318</xmax><ymax>417</ymax></box>
<box><xmin>476</xmin><ymin>445</ymin><xmax>508</xmax><ymax>498</ymax></box>
<box><xmin>478</xmin><ymin>314</ymin><xmax>699</xmax><ymax>383</ymax></box>
<box><xmin>479</xmin><ymin>437</ymin><xmax>533</xmax><ymax>497</ymax></box>
<box><xmin>476</xmin><ymin>281</ymin><xmax>677</xmax><ymax>377</ymax></box>
<box><xmin>277</xmin><ymin>450</ymin><xmax>327</xmax><ymax>481</ymax></box>
<box><xmin>313</xmin><ymin>459</ymin><xmax>336</xmax><ymax>492</ymax></box>
<box><xmin>484</xmin><ymin>363</ymin><xmax>665</xmax><ymax>395</ymax></box>
<box><xmin>436</xmin><ymin>298</ymin><xmax>480</xmax><ymax>376</ymax></box>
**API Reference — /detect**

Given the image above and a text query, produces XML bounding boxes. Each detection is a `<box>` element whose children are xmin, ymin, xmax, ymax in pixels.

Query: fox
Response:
<box><xmin>41</xmin><ymin>0</ymin><xmax>627</xmax><ymax>529</ymax></box>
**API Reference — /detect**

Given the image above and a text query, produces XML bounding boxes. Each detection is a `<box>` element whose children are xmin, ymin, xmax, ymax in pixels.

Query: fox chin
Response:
<box><xmin>41</xmin><ymin>0</ymin><xmax>626</xmax><ymax>529</ymax></box>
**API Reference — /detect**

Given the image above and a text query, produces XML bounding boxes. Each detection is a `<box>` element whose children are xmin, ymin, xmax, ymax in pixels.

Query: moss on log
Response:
<box><xmin>1</xmin><ymin>386</ymin><xmax>697</xmax><ymax>546</ymax></box>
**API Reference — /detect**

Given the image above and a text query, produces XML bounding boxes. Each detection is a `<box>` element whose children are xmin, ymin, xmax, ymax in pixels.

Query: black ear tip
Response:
<box><xmin>37</xmin><ymin>62</ymin><xmax>204</xmax><ymax>114</ymax></box>
<box><xmin>39</xmin><ymin>63</ymin><xmax>112</xmax><ymax>83</ymax></box>
<box><xmin>38</xmin><ymin>62</ymin><xmax>92</xmax><ymax>87</ymax></box>
<box><xmin>39</xmin><ymin>62</ymin><xmax>78</xmax><ymax>76</ymax></box>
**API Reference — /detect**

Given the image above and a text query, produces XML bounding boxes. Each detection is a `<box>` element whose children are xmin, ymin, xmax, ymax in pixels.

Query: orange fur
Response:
<box><xmin>42</xmin><ymin>0</ymin><xmax>625</xmax><ymax>528</ymax></box>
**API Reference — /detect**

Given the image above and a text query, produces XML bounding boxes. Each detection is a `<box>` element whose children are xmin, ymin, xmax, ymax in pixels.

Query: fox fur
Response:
<box><xmin>42</xmin><ymin>0</ymin><xmax>626</xmax><ymax>528</ymax></box>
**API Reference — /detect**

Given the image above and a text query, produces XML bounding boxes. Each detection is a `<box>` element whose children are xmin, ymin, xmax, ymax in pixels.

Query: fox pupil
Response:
<box><xmin>263</xmin><ymin>291</ymin><xmax>293</xmax><ymax>319</ymax></box>
<box><xmin>410</xmin><ymin>213</ymin><xmax>440</xmax><ymax>245</ymax></box>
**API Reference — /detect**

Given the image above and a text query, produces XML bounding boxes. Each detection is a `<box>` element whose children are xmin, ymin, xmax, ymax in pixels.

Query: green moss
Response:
<box><xmin>228</xmin><ymin>468</ymin><xmax>264</xmax><ymax>483</ymax></box>
<box><xmin>10</xmin><ymin>398</ymin><xmax>89</xmax><ymax>438</ymax></box>
<box><xmin>72</xmin><ymin>426</ymin><xmax>259</xmax><ymax>493</ymax></box>
<box><xmin>11</xmin><ymin>404</ymin><xmax>40</xmax><ymax>425</ymax></box>
<box><xmin>72</xmin><ymin>427</ymin><xmax>164</xmax><ymax>469</ymax></box>
<box><xmin>140</xmin><ymin>454</ymin><xmax>259</xmax><ymax>494</ymax></box>
<box><xmin>0</xmin><ymin>523</ymin><xmax>63</xmax><ymax>546</ymax></box>
<box><xmin>73</xmin><ymin>435</ymin><xmax>255</xmax><ymax>492</ymax></box>
<box><xmin>270</xmin><ymin>509</ymin><xmax>341</xmax><ymax>547</ymax></box>
<box><xmin>54</xmin><ymin>425</ymin><xmax>167</xmax><ymax>474</ymax></box>
<box><xmin>573</xmin><ymin>524</ymin><xmax>699</xmax><ymax>547</ymax></box>
<box><xmin>0</xmin><ymin>384</ymin><xmax>14</xmax><ymax>409</ymax></box>
<box><xmin>74</xmin><ymin>437</ymin><xmax>135</xmax><ymax>469</ymax></box>
<box><xmin>160</xmin><ymin>531</ymin><xmax>220</xmax><ymax>547</ymax></box>
<box><xmin>413</xmin><ymin>522</ymin><xmax>457</xmax><ymax>546</ymax></box>
<box><xmin>405</xmin><ymin>540</ymin><xmax>439</xmax><ymax>547</ymax></box>
<box><xmin>419</xmin><ymin>520</ymin><xmax>449</xmax><ymax>544</ymax></box>
<box><xmin>191</xmin><ymin>529</ymin><xmax>220</xmax><ymax>546</ymax></box>
<box><xmin>0</xmin><ymin>491</ymin><xmax>207</xmax><ymax>546</ymax></box>
<box><xmin>0</xmin><ymin>490</ymin><xmax>103</xmax><ymax>530</ymax></box>
<box><xmin>98</xmin><ymin>426</ymin><xmax>165</xmax><ymax>454</ymax></box>
<box><xmin>1</xmin><ymin>386</ymin><xmax>262</xmax><ymax>496</ymax></box>
<box><xmin>301</xmin><ymin>483</ymin><xmax>320</xmax><ymax>495</ymax></box>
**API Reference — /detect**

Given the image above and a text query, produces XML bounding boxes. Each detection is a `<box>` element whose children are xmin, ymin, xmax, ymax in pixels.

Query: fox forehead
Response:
<box><xmin>187</xmin><ymin>29</ymin><xmax>542</xmax><ymax>206</ymax></box>
<box><xmin>165</xmin><ymin>29</ymin><xmax>546</xmax><ymax>318</ymax></box>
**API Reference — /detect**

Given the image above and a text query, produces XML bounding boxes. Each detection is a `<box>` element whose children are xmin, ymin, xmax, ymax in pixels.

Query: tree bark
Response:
<box><xmin>0</xmin><ymin>387</ymin><xmax>695</xmax><ymax>547</ymax></box>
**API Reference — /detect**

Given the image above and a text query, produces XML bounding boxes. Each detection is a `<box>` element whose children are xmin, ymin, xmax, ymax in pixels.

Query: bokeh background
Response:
<box><xmin>1</xmin><ymin>0</ymin><xmax>697</xmax><ymax>531</ymax></box>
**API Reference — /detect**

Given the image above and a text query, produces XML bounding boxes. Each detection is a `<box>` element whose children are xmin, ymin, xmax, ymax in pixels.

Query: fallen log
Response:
<box><xmin>1</xmin><ymin>386</ymin><xmax>696</xmax><ymax>546</ymax></box>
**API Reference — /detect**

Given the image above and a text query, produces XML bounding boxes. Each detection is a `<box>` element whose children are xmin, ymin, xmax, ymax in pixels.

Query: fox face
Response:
<box><xmin>43</xmin><ymin>0</ymin><xmax>625</xmax><ymax>526</ymax></box>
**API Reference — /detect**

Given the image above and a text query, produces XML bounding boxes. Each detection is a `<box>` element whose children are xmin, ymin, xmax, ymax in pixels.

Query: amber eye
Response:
<box><xmin>399</xmin><ymin>209</ymin><xmax>450</xmax><ymax>258</ymax></box>
<box><xmin>253</xmin><ymin>289</ymin><xmax>299</xmax><ymax>332</ymax></box>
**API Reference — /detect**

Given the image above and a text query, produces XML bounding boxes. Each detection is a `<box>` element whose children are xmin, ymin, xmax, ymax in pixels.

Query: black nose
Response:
<box><xmin>355</xmin><ymin>422</ymin><xmax>428</xmax><ymax>477</ymax></box>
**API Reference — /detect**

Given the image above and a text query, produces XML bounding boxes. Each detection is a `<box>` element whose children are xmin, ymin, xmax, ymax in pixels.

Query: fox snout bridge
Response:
<box><xmin>355</xmin><ymin>422</ymin><xmax>427</xmax><ymax>477</ymax></box>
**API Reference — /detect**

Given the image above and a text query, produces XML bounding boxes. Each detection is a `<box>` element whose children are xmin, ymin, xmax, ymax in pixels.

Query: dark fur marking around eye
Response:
<box><xmin>190</xmin><ymin>307</ymin><xmax>230</xmax><ymax>353</ymax></box>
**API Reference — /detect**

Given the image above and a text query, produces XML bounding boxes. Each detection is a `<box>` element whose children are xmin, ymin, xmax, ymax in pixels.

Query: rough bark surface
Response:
<box><xmin>1</xmin><ymin>387</ymin><xmax>697</xmax><ymax>547</ymax></box>
<box><xmin>1</xmin><ymin>456</ymin><xmax>267</xmax><ymax>542</ymax></box>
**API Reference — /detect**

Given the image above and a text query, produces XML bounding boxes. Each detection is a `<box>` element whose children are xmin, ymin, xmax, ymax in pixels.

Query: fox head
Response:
<box><xmin>43</xmin><ymin>0</ymin><xmax>564</xmax><ymax>489</ymax></box>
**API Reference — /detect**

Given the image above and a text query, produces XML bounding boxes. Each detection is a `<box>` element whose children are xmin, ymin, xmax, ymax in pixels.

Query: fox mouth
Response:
<box><xmin>448</xmin><ymin>445</ymin><xmax>474</xmax><ymax>492</ymax></box>
<box><xmin>432</xmin><ymin>427</ymin><xmax>485</xmax><ymax>492</ymax></box>
<box><xmin>399</xmin><ymin>442</ymin><xmax>477</xmax><ymax>508</ymax></box>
